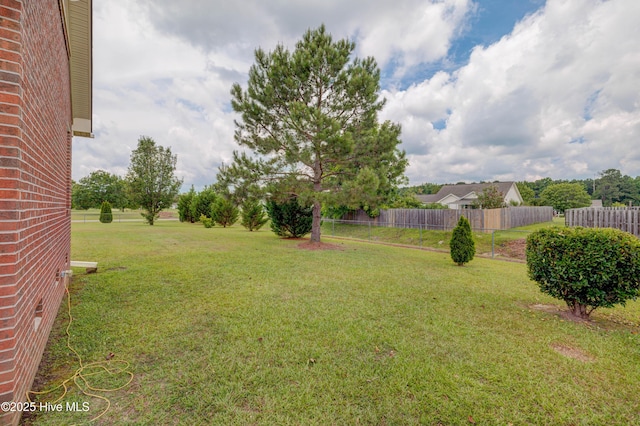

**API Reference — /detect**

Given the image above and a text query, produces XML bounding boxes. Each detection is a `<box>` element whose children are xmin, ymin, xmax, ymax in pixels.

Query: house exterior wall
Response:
<box><xmin>421</xmin><ymin>183</ymin><xmax>524</xmax><ymax>209</ymax></box>
<box><xmin>1</xmin><ymin>1</ymin><xmax>72</xmax><ymax>424</ymax></box>
<box><xmin>504</xmin><ymin>185</ymin><xmax>523</xmax><ymax>206</ymax></box>
<box><xmin>438</xmin><ymin>193</ymin><xmax>463</xmax><ymax>209</ymax></box>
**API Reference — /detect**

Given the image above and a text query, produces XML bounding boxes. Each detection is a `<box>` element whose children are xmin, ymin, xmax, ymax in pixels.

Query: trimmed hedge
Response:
<box><xmin>526</xmin><ymin>226</ymin><xmax>640</xmax><ymax>319</ymax></box>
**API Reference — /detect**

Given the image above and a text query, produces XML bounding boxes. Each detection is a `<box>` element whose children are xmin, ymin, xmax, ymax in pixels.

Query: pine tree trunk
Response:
<box><xmin>311</xmin><ymin>157</ymin><xmax>322</xmax><ymax>242</ymax></box>
<box><xmin>311</xmin><ymin>200</ymin><xmax>322</xmax><ymax>243</ymax></box>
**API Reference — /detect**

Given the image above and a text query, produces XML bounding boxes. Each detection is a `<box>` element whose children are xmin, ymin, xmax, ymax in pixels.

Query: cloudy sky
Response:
<box><xmin>75</xmin><ymin>0</ymin><xmax>640</xmax><ymax>190</ymax></box>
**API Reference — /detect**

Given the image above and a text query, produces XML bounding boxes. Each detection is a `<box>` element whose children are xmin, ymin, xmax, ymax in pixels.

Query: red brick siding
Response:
<box><xmin>1</xmin><ymin>1</ymin><xmax>72</xmax><ymax>424</ymax></box>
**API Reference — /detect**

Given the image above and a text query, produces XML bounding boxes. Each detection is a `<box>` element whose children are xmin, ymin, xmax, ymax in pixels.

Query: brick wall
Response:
<box><xmin>1</xmin><ymin>1</ymin><xmax>73</xmax><ymax>424</ymax></box>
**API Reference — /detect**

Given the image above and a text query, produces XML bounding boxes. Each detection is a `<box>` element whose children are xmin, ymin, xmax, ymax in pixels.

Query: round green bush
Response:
<box><xmin>99</xmin><ymin>201</ymin><xmax>113</xmax><ymax>223</ymax></box>
<box><xmin>526</xmin><ymin>226</ymin><xmax>640</xmax><ymax>319</ymax></box>
<box><xmin>199</xmin><ymin>214</ymin><xmax>214</xmax><ymax>228</ymax></box>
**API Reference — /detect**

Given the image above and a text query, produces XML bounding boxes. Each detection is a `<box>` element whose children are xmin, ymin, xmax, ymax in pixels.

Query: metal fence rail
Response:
<box><xmin>321</xmin><ymin>218</ymin><xmax>532</xmax><ymax>258</ymax></box>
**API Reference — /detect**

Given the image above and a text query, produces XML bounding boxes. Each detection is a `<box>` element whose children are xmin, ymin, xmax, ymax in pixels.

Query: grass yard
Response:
<box><xmin>70</xmin><ymin>208</ymin><xmax>178</xmax><ymax>222</ymax></box>
<box><xmin>26</xmin><ymin>221</ymin><xmax>640</xmax><ymax>425</ymax></box>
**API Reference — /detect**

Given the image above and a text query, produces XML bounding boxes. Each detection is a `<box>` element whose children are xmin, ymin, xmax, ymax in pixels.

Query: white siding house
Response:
<box><xmin>416</xmin><ymin>182</ymin><xmax>524</xmax><ymax>209</ymax></box>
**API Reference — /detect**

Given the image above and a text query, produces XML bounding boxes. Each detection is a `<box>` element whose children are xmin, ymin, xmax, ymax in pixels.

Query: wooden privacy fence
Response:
<box><xmin>339</xmin><ymin>206</ymin><xmax>553</xmax><ymax>232</ymax></box>
<box><xmin>565</xmin><ymin>207</ymin><xmax>640</xmax><ymax>237</ymax></box>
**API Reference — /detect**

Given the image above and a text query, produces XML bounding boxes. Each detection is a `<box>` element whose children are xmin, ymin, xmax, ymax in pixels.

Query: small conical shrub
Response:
<box><xmin>450</xmin><ymin>216</ymin><xmax>475</xmax><ymax>266</ymax></box>
<box><xmin>241</xmin><ymin>199</ymin><xmax>268</xmax><ymax>231</ymax></box>
<box><xmin>99</xmin><ymin>201</ymin><xmax>113</xmax><ymax>223</ymax></box>
<box><xmin>211</xmin><ymin>198</ymin><xmax>239</xmax><ymax>228</ymax></box>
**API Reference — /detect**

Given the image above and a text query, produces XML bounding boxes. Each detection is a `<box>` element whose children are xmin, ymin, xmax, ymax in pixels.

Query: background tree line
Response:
<box><xmin>518</xmin><ymin>169</ymin><xmax>640</xmax><ymax>207</ymax></box>
<box><xmin>72</xmin><ymin>170</ymin><xmax>132</xmax><ymax>211</ymax></box>
<box><xmin>75</xmin><ymin>166</ymin><xmax>640</xmax><ymax>219</ymax></box>
<box><xmin>72</xmin><ymin>136</ymin><xmax>183</xmax><ymax>225</ymax></box>
<box><xmin>399</xmin><ymin>168</ymin><xmax>640</xmax><ymax>212</ymax></box>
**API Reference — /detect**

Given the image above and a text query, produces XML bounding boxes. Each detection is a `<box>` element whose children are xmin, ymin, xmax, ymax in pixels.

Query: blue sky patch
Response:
<box><xmin>583</xmin><ymin>89</ymin><xmax>601</xmax><ymax>121</ymax></box>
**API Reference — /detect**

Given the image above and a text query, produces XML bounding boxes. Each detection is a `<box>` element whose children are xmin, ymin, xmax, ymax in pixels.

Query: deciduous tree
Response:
<box><xmin>516</xmin><ymin>182</ymin><xmax>535</xmax><ymax>205</ymax></box>
<box><xmin>539</xmin><ymin>183</ymin><xmax>591</xmax><ymax>213</ymax></box>
<box><xmin>473</xmin><ymin>184</ymin><xmax>505</xmax><ymax>209</ymax></box>
<box><xmin>595</xmin><ymin>168</ymin><xmax>623</xmax><ymax>206</ymax></box>
<box><xmin>126</xmin><ymin>136</ymin><xmax>182</xmax><ymax>225</ymax></box>
<box><xmin>72</xmin><ymin>170</ymin><xmax>128</xmax><ymax>210</ymax></box>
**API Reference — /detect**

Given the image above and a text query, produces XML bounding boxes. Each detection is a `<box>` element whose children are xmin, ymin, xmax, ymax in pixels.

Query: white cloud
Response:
<box><xmin>75</xmin><ymin>0</ymin><xmax>476</xmax><ymax>189</ymax></box>
<box><xmin>382</xmin><ymin>0</ymin><xmax>640</xmax><ymax>183</ymax></box>
<box><xmin>74</xmin><ymin>0</ymin><xmax>640</xmax><ymax>191</ymax></box>
<box><xmin>138</xmin><ymin>0</ymin><xmax>474</xmax><ymax>74</ymax></box>
<box><xmin>354</xmin><ymin>0</ymin><xmax>474</xmax><ymax>75</ymax></box>
<box><xmin>75</xmin><ymin>2</ymin><xmax>240</xmax><ymax>189</ymax></box>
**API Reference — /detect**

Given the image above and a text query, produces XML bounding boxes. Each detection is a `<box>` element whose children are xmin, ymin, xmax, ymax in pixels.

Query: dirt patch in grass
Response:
<box><xmin>530</xmin><ymin>303</ymin><xmax>593</xmax><ymax>324</ymax></box>
<box><xmin>297</xmin><ymin>240</ymin><xmax>345</xmax><ymax>250</ymax></box>
<box><xmin>529</xmin><ymin>303</ymin><xmax>640</xmax><ymax>334</ymax></box>
<box><xmin>550</xmin><ymin>342</ymin><xmax>595</xmax><ymax>362</ymax></box>
<box><xmin>496</xmin><ymin>239</ymin><xmax>527</xmax><ymax>260</ymax></box>
<box><xmin>530</xmin><ymin>303</ymin><xmax>562</xmax><ymax>313</ymax></box>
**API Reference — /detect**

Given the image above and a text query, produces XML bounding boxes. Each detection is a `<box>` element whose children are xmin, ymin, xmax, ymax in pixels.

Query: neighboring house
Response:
<box><xmin>416</xmin><ymin>182</ymin><xmax>524</xmax><ymax>209</ymax></box>
<box><xmin>0</xmin><ymin>2</ymin><xmax>92</xmax><ymax>425</ymax></box>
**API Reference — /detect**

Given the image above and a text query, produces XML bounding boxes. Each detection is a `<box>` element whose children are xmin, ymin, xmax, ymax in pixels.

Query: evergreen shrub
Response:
<box><xmin>177</xmin><ymin>187</ymin><xmax>196</xmax><ymax>222</ymax></box>
<box><xmin>241</xmin><ymin>200</ymin><xmax>268</xmax><ymax>231</ymax></box>
<box><xmin>190</xmin><ymin>188</ymin><xmax>217</xmax><ymax>221</ymax></box>
<box><xmin>449</xmin><ymin>216</ymin><xmax>475</xmax><ymax>266</ymax></box>
<box><xmin>211</xmin><ymin>198</ymin><xmax>239</xmax><ymax>228</ymax></box>
<box><xmin>266</xmin><ymin>197</ymin><xmax>312</xmax><ymax>238</ymax></box>
<box><xmin>99</xmin><ymin>201</ymin><xmax>113</xmax><ymax>223</ymax></box>
<box><xmin>526</xmin><ymin>226</ymin><xmax>640</xmax><ymax>319</ymax></box>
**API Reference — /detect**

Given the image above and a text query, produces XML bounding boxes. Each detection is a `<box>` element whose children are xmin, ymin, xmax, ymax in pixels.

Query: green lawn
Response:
<box><xmin>70</xmin><ymin>208</ymin><xmax>177</xmax><ymax>222</ymax></box>
<box><xmin>27</xmin><ymin>221</ymin><xmax>640</xmax><ymax>425</ymax></box>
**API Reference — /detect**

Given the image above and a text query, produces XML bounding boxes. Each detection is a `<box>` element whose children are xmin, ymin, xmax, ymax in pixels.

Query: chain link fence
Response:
<box><xmin>321</xmin><ymin>219</ymin><xmax>533</xmax><ymax>260</ymax></box>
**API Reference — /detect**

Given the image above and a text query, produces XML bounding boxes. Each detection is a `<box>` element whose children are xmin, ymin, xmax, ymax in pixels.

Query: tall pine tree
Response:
<box><xmin>224</xmin><ymin>25</ymin><xmax>407</xmax><ymax>243</ymax></box>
